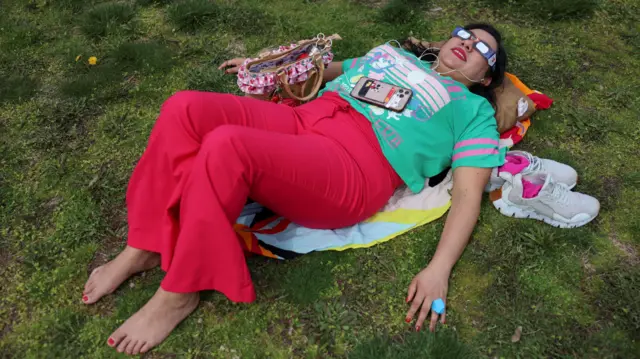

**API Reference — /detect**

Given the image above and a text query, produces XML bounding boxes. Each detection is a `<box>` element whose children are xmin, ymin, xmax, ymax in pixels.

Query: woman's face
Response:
<box><xmin>437</xmin><ymin>28</ymin><xmax>498</xmax><ymax>86</ymax></box>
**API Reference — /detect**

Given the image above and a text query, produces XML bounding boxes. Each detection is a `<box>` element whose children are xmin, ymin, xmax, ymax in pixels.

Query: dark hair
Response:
<box><xmin>403</xmin><ymin>23</ymin><xmax>508</xmax><ymax>107</ymax></box>
<box><xmin>464</xmin><ymin>23</ymin><xmax>507</xmax><ymax>107</ymax></box>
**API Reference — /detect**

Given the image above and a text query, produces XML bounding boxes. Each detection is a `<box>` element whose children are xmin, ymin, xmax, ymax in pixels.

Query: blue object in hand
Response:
<box><xmin>431</xmin><ymin>298</ymin><xmax>446</xmax><ymax>314</ymax></box>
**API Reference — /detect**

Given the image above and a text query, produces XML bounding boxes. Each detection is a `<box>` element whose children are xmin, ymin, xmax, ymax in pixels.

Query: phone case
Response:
<box><xmin>350</xmin><ymin>77</ymin><xmax>413</xmax><ymax>112</ymax></box>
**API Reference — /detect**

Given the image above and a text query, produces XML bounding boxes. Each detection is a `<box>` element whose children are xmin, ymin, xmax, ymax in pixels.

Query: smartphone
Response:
<box><xmin>350</xmin><ymin>77</ymin><xmax>413</xmax><ymax>112</ymax></box>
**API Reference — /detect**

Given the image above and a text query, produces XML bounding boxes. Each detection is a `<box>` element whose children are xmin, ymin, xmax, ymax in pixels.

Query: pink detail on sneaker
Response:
<box><xmin>522</xmin><ymin>179</ymin><xmax>543</xmax><ymax>199</ymax></box>
<box><xmin>499</xmin><ymin>153</ymin><xmax>530</xmax><ymax>175</ymax></box>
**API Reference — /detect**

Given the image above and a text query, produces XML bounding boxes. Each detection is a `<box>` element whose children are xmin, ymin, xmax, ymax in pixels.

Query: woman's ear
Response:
<box><xmin>481</xmin><ymin>77</ymin><xmax>492</xmax><ymax>87</ymax></box>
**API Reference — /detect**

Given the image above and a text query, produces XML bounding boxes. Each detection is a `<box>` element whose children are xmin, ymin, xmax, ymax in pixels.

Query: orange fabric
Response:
<box><xmin>234</xmin><ymin>223</ymin><xmax>280</xmax><ymax>259</ymax></box>
<box><xmin>505</xmin><ymin>72</ymin><xmax>534</xmax><ymax>96</ymax></box>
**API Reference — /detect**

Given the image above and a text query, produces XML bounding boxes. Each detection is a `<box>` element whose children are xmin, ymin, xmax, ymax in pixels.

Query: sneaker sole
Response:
<box><xmin>490</xmin><ymin>190</ymin><xmax>595</xmax><ymax>229</ymax></box>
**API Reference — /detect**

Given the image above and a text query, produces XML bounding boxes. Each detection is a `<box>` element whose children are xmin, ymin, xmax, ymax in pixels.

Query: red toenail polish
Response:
<box><xmin>82</xmin><ymin>295</ymin><xmax>88</xmax><ymax>302</ymax></box>
<box><xmin>405</xmin><ymin>317</ymin><xmax>411</xmax><ymax>323</ymax></box>
<box><xmin>108</xmin><ymin>338</ymin><xmax>115</xmax><ymax>346</ymax></box>
<box><xmin>416</xmin><ymin>326</ymin><xmax>421</xmax><ymax>331</ymax></box>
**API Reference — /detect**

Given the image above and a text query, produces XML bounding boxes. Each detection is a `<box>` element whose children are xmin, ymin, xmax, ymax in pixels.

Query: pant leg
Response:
<box><xmin>160</xmin><ymin>110</ymin><xmax>399</xmax><ymax>302</ymax></box>
<box><xmin>126</xmin><ymin>91</ymin><xmax>304</xmax><ymax>252</ymax></box>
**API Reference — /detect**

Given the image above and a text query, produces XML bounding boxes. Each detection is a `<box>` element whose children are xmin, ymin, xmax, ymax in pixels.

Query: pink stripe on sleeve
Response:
<box><xmin>454</xmin><ymin>138</ymin><xmax>499</xmax><ymax>149</ymax></box>
<box><xmin>452</xmin><ymin>148</ymin><xmax>499</xmax><ymax>162</ymax></box>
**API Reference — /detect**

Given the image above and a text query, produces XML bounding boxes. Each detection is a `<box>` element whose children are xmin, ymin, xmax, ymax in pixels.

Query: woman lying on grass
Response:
<box><xmin>81</xmin><ymin>23</ymin><xmax>595</xmax><ymax>355</ymax></box>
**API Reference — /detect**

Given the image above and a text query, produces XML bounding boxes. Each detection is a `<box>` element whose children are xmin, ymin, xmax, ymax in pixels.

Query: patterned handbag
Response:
<box><xmin>237</xmin><ymin>33</ymin><xmax>341</xmax><ymax>103</ymax></box>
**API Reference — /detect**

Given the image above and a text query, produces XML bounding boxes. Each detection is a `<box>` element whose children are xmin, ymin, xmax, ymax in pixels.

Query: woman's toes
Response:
<box><xmin>82</xmin><ymin>289</ymin><xmax>99</xmax><ymax>304</ymax></box>
<box><xmin>140</xmin><ymin>343</ymin><xmax>151</xmax><ymax>354</ymax></box>
<box><xmin>125</xmin><ymin>340</ymin><xmax>138</xmax><ymax>355</ymax></box>
<box><xmin>108</xmin><ymin>330</ymin><xmax>127</xmax><ymax>348</ymax></box>
<box><xmin>84</xmin><ymin>272</ymin><xmax>98</xmax><ymax>293</ymax></box>
<box><xmin>83</xmin><ymin>280</ymin><xmax>94</xmax><ymax>293</ymax></box>
<box><xmin>83</xmin><ymin>283</ymin><xmax>94</xmax><ymax>296</ymax></box>
<box><xmin>117</xmin><ymin>337</ymin><xmax>131</xmax><ymax>353</ymax></box>
<box><xmin>132</xmin><ymin>341</ymin><xmax>145</xmax><ymax>355</ymax></box>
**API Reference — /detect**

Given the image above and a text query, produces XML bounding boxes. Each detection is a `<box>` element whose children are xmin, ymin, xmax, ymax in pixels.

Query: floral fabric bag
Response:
<box><xmin>237</xmin><ymin>33</ymin><xmax>341</xmax><ymax>103</ymax></box>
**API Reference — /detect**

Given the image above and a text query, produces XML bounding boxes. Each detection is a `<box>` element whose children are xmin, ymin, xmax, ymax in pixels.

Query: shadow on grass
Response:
<box><xmin>592</xmin><ymin>264</ymin><xmax>640</xmax><ymax>340</ymax></box>
<box><xmin>185</xmin><ymin>62</ymin><xmax>238</xmax><ymax>94</ymax></box>
<box><xmin>136</xmin><ymin>0</ymin><xmax>173</xmax><ymax>6</ymax></box>
<box><xmin>167</xmin><ymin>0</ymin><xmax>276</xmax><ymax>35</ymax></box>
<box><xmin>79</xmin><ymin>2</ymin><xmax>137</xmax><ymax>40</ymax></box>
<box><xmin>51</xmin><ymin>0</ymin><xmax>98</xmax><ymax>13</ymax></box>
<box><xmin>112</xmin><ymin>42</ymin><xmax>175</xmax><ymax>72</ymax></box>
<box><xmin>479</xmin><ymin>0</ymin><xmax>598</xmax><ymax>21</ymax></box>
<box><xmin>349</xmin><ymin>328</ymin><xmax>477</xmax><ymax>359</ymax></box>
<box><xmin>10</xmin><ymin>308</ymin><xmax>90</xmax><ymax>358</ymax></box>
<box><xmin>27</xmin><ymin>98</ymin><xmax>98</xmax><ymax>152</ymax></box>
<box><xmin>0</xmin><ymin>74</ymin><xmax>38</xmax><ymax>104</ymax></box>
<box><xmin>248</xmin><ymin>252</ymin><xmax>342</xmax><ymax>306</ymax></box>
<box><xmin>379</xmin><ymin>0</ymin><xmax>432</xmax><ymax>25</ymax></box>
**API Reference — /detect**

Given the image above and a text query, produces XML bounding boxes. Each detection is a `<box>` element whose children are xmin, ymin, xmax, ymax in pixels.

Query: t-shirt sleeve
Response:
<box><xmin>451</xmin><ymin>100</ymin><xmax>506</xmax><ymax>170</ymax></box>
<box><xmin>341</xmin><ymin>57</ymin><xmax>365</xmax><ymax>72</ymax></box>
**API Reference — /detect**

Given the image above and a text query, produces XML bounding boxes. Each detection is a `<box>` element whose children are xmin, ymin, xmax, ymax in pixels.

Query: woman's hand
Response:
<box><xmin>403</xmin><ymin>166</ymin><xmax>491</xmax><ymax>333</ymax></box>
<box><xmin>218</xmin><ymin>58</ymin><xmax>246</xmax><ymax>74</ymax></box>
<box><xmin>405</xmin><ymin>263</ymin><xmax>449</xmax><ymax>332</ymax></box>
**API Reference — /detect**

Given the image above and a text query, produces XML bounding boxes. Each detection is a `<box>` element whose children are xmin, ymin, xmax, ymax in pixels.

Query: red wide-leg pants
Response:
<box><xmin>125</xmin><ymin>91</ymin><xmax>401</xmax><ymax>302</ymax></box>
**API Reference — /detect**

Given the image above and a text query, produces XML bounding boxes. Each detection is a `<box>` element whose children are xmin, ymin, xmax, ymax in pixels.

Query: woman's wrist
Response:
<box><xmin>426</xmin><ymin>254</ymin><xmax>454</xmax><ymax>276</ymax></box>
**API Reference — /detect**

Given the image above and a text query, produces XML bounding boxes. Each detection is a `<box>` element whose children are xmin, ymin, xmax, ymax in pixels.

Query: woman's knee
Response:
<box><xmin>156</xmin><ymin>91</ymin><xmax>227</xmax><ymax>137</ymax></box>
<box><xmin>160</xmin><ymin>90</ymin><xmax>202</xmax><ymax>114</ymax></box>
<box><xmin>200</xmin><ymin>126</ymin><xmax>247</xmax><ymax>157</ymax></box>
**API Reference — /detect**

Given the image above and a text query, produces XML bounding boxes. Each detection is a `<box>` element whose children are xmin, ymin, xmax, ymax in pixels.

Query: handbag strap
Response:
<box><xmin>278</xmin><ymin>54</ymin><xmax>325</xmax><ymax>102</ymax></box>
<box><xmin>245</xmin><ymin>33</ymin><xmax>341</xmax><ymax>71</ymax></box>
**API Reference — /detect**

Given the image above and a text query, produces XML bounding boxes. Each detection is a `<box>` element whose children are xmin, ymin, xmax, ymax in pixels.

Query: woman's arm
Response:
<box><xmin>323</xmin><ymin>61</ymin><xmax>344</xmax><ymax>83</ymax></box>
<box><xmin>405</xmin><ymin>166</ymin><xmax>491</xmax><ymax>332</ymax></box>
<box><xmin>430</xmin><ymin>166</ymin><xmax>489</xmax><ymax>272</ymax></box>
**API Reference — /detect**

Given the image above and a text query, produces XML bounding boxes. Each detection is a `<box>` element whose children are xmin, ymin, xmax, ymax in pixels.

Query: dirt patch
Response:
<box><xmin>0</xmin><ymin>243</ymin><xmax>11</xmax><ymax>275</ymax></box>
<box><xmin>87</xmin><ymin>235</ymin><xmax>126</xmax><ymax>272</ymax></box>
<box><xmin>608</xmin><ymin>223</ymin><xmax>638</xmax><ymax>265</ymax></box>
<box><xmin>600</xmin><ymin>176</ymin><xmax>623</xmax><ymax>210</ymax></box>
<box><xmin>266</xmin><ymin>317</ymin><xmax>294</xmax><ymax>347</ymax></box>
<box><xmin>581</xmin><ymin>254</ymin><xmax>596</xmax><ymax>274</ymax></box>
<box><xmin>84</xmin><ymin>232</ymin><xmax>127</xmax><ymax>317</ymax></box>
<box><xmin>610</xmin><ymin>236</ymin><xmax>639</xmax><ymax>265</ymax></box>
<box><xmin>352</xmin><ymin>0</ymin><xmax>389</xmax><ymax>8</ymax></box>
<box><xmin>0</xmin><ymin>306</ymin><xmax>18</xmax><ymax>342</ymax></box>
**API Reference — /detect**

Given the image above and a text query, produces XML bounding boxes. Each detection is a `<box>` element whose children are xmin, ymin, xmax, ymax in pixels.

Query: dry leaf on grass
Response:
<box><xmin>511</xmin><ymin>326</ymin><xmax>523</xmax><ymax>343</ymax></box>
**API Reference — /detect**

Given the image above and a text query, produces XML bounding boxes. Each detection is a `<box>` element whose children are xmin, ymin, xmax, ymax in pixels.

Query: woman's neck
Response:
<box><xmin>431</xmin><ymin>64</ymin><xmax>472</xmax><ymax>88</ymax></box>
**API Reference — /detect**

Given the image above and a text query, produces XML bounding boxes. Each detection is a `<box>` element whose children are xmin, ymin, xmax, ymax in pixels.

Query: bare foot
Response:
<box><xmin>83</xmin><ymin>246</ymin><xmax>160</xmax><ymax>304</ymax></box>
<box><xmin>107</xmin><ymin>288</ymin><xmax>200</xmax><ymax>355</ymax></box>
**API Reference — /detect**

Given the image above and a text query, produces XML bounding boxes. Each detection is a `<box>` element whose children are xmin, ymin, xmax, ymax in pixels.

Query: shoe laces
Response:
<box><xmin>548</xmin><ymin>180</ymin><xmax>571</xmax><ymax>205</ymax></box>
<box><xmin>519</xmin><ymin>151</ymin><xmax>544</xmax><ymax>174</ymax></box>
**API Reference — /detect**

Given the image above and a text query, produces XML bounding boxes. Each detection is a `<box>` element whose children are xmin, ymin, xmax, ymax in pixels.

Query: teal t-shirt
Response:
<box><xmin>318</xmin><ymin>44</ymin><xmax>506</xmax><ymax>193</ymax></box>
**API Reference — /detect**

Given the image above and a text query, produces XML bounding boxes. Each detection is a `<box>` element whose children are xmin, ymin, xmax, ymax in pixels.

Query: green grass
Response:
<box><xmin>1</xmin><ymin>0</ymin><xmax>640</xmax><ymax>358</ymax></box>
<box><xmin>480</xmin><ymin>0</ymin><xmax>600</xmax><ymax>20</ymax></box>
<box><xmin>80</xmin><ymin>2</ymin><xmax>137</xmax><ymax>40</ymax></box>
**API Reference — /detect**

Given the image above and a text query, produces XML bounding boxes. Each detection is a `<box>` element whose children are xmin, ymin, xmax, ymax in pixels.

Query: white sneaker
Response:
<box><xmin>486</xmin><ymin>151</ymin><xmax>578</xmax><ymax>192</ymax></box>
<box><xmin>490</xmin><ymin>172</ymin><xmax>600</xmax><ymax>228</ymax></box>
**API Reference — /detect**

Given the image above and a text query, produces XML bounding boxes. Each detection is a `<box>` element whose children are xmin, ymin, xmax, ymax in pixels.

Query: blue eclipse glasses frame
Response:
<box><xmin>452</xmin><ymin>26</ymin><xmax>497</xmax><ymax>70</ymax></box>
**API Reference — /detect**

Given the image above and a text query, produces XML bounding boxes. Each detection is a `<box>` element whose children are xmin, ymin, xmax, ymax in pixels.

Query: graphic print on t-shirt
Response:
<box><xmin>362</xmin><ymin>45</ymin><xmax>453</xmax><ymax>124</ymax></box>
<box><xmin>319</xmin><ymin>43</ymin><xmax>505</xmax><ymax>193</ymax></box>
